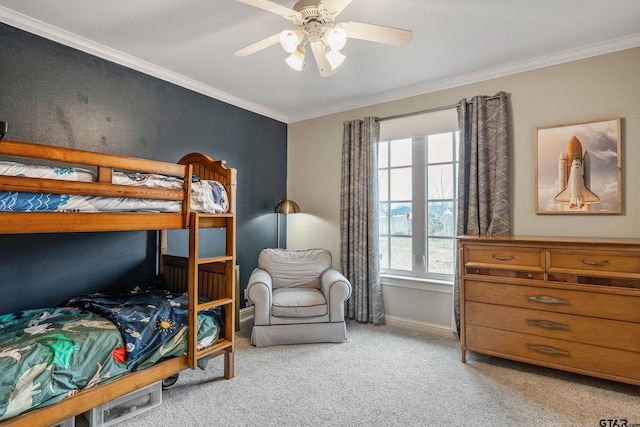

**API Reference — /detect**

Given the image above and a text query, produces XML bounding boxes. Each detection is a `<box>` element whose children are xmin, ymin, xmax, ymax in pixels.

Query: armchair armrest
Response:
<box><xmin>320</xmin><ymin>269</ymin><xmax>352</xmax><ymax>322</ymax></box>
<box><xmin>247</xmin><ymin>268</ymin><xmax>273</xmax><ymax>326</ymax></box>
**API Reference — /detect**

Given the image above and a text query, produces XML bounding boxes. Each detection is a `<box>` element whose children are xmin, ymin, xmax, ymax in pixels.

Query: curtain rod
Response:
<box><xmin>377</xmin><ymin>93</ymin><xmax>503</xmax><ymax>122</ymax></box>
<box><xmin>377</xmin><ymin>103</ymin><xmax>458</xmax><ymax>122</ymax></box>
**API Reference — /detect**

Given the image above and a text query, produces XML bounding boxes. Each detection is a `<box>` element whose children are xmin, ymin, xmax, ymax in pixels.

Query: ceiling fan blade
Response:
<box><xmin>234</xmin><ymin>33</ymin><xmax>281</xmax><ymax>56</ymax></box>
<box><xmin>310</xmin><ymin>41</ymin><xmax>337</xmax><ymax>78</ymax></box>
<box><xmin>341</xmin><ymin>21</ymin><xmax>412</xmax><ymax>46</ymax></box>
<box><xmin>320</xmin><ymin>0</ymin><xmax>352</xmax><ymax>15</ymax></box>
<box><xmin>237</xmin><ymin>0</ymin><xmax>298</xmax><ymax>19</ymax></box>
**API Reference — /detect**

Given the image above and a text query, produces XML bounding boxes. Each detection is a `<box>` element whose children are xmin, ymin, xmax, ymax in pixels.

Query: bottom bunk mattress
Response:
<box><xmin>0</xmin><ymin>288</ymin><xmax>223</xmax><ymax>421</ymax></box>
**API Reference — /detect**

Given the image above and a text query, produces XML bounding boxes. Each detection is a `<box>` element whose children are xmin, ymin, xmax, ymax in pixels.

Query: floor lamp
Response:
<box><xmin>275</xmin><ymin>199</ymin><xmax>300</xmax><ymax>248</ymax></box>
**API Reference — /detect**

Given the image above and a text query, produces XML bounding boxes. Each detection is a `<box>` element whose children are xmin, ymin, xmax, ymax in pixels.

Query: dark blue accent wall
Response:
<box><xmin>0</xmin><ymin>23</ymin><xmax>287</xmax><ymax>313</ymax></box>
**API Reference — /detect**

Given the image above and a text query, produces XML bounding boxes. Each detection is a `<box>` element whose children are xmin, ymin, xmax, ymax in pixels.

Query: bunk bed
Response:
<box><xmin>0</xmin><ymin>138</ymin><xmax>237</xmax><ymax>426</ymax></box>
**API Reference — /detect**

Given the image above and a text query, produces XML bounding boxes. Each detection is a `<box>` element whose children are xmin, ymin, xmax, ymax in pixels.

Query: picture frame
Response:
<box><xmin>535</xmin><ymin>117</ymin><xmax>621</xmax><ymax>214</ymax></box>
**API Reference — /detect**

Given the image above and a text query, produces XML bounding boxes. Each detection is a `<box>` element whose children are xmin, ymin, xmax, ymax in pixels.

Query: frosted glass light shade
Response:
<box><xmin>326</xmin><ymin>27</ymin><xmax>347</xmax><ymax>51</ymax></box>
<box><xmin>286</xmin><ymin>46</ymin><xmax>306</xmax><ymax>71</ymax></box>
<box><xmin>280</xmin><ymin>30</ymin><xmax>302</xmax><ymax>53</ymax></box>
<box><xmin>325</xmin><ymin>48</ymin><xmax>346</xmax><ymax>70</ymax></box>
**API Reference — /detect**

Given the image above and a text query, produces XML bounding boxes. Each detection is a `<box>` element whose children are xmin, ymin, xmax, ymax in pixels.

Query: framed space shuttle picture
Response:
<box><xmin>535</xmin><ymin>117</ymin><xmax>621</xmax><ymax>214</ymax></box>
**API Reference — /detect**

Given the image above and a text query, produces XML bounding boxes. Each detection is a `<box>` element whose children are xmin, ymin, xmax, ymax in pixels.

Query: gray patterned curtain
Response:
<box><xmin>453</xmin><ymin>92</ymin><xmax>511</xmax><ymax>335</ymax></box>
<box><xmin>340</xmin><ymin>117</ymin><xmax>384</xmax><ymax>324</ymax></box>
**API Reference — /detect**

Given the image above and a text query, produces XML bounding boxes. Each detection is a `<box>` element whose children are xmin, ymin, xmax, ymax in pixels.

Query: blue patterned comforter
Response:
<box><xmin>68</xmin><ymin>287</ymin><xmax>224</xmax><ymax>365</ymax></box>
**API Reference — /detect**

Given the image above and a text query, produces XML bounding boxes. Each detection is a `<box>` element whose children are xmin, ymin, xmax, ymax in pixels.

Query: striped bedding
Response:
<box><xmin>0</xmin><ymin>160</ymin><xmax>228</xmax><ymax>213</ymax></box>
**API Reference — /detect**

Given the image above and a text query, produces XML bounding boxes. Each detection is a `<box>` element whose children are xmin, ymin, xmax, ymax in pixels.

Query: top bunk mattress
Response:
<box><xmin>0</xmin><ymin>160</ymin><xmax>229</xmax><ymax>213</ymax></box>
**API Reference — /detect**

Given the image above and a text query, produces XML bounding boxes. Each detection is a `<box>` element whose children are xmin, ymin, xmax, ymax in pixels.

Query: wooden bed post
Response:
<box><xmin>185</xmin><ymin>211</ymin><xmax>236</xmax><ymax>376</ymax></box>
<box><xmin>158</xmin><ymin>229</ymin><xmax>168</xmax><ymax>275</ymax></box>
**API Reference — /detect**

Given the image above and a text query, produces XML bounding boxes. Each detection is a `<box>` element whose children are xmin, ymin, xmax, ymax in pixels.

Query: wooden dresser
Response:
<box><xmin>458</xmin><ymin>235</ymin><xmax>640</xmax><ymax>386</ymax></box>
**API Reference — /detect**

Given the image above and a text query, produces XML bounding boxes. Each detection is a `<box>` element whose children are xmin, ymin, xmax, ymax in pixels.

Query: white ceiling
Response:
<box><xmin>1</xmin><ymin>0</ymin><xmax>639</xmax><ymax>123</ymax></box>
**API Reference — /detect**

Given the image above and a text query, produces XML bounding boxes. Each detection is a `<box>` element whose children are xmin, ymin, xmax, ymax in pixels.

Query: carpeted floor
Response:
<box><xmin>87</xmin><ymin>318</ymin><xmax>639</xmax><ymax>427</ymax></box>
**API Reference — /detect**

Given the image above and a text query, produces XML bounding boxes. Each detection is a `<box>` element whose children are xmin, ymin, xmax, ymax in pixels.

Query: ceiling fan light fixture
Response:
<box><xmin>236</xmin><ymin>0</ymin><xmax>412</xmax><ymax>77</ymax></box>
<box><xmin>280</xmin><ymin>29</ymin><xmax>302</xmax><ymax>53</ymax></box>
<box><xmin>325</xmin><ymin>48</ymin><xmax>346</xmax><ymax>70</ymax></box>
<box><xmin>326</xmin><ymin>26</ymin><xmax>347</xmax><ymax>51</ymax></box>
<box><xmin>285</xmin><ymin>45</ymin><xmax>306</xmax><ymax>70</ymax></box>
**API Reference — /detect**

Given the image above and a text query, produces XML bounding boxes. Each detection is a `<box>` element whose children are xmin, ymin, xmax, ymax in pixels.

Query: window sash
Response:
<box><xmin>379</xmin><ymin>130</ymin><xmax>458</xmax><ymax>282</ymax></box>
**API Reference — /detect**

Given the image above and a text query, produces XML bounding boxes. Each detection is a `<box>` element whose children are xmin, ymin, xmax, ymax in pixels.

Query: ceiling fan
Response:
<box><xmin>234</xmin><ymin>0</ymin><xmax>412</xmax><ymax>77</ymax></box>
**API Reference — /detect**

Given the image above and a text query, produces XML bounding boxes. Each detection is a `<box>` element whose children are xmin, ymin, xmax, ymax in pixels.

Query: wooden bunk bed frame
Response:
<box><xmin>0</xmin><ymin>139</ymin><xmax>237</xmax><ymax>427</ymax></box>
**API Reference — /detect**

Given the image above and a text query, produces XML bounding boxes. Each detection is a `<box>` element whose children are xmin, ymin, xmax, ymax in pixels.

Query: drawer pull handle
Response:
<box><xmin>527</xmin><ymin>295</ymin><xmax>569</xmax><ymax>305</ymax></box>
<box><xmin>579</xmin><ymin>258</ymin><xmax>609</xmax><ymax>267</ymax></box>
<box><xmin>527</xmin><ymin>345</ymin><xmax>571</xmax><ymax>357</ymax></box>
<box><xmin>492</xmin><ymin>255</ymin><xmax>515</xmax><ymax>261</ymax></box>
<box><xmin>526</xmin><ymin>320</ymin><xmax>570</xmax><ymax>331</ymax></box>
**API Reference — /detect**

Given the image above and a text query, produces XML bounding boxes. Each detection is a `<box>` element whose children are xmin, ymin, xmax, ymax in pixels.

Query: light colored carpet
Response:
<box><xmin>94</xmin><ymin>318</ymin><xmax>638</xmax><ymax>427</ymax></box>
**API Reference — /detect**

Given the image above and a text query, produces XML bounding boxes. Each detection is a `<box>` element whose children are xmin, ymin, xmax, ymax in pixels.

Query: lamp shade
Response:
<box><xmin>326</xmin><ymin>27</ymin><xmax>347</xmax><ymax>51</ymax></box>
<box><xmin>280</xmin><ymin>29</ymin><xmax>302</xmax><ymax>53</ymax></box>
<box><xmin>275</xmin><ymin>199</ymin><xmax>300</xmax><ymax>214</ymax></box>
<box><xmin>325</xmin><ymin>48</ymin><xmax>346</xmax><ymax>70</ymax></box>
<box><xmin>285</xmin><ymin>46</ymin><xmax>306</xmax><ymax>71</ymax></box>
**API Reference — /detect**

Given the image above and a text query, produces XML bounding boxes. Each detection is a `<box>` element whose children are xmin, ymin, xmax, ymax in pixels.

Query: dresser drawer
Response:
<box><xmin>548</xmin><ymin>249</ymin><xmax>640</xmax><ymax>276</ymax></box>
<box><xmin>465</xmin><ymin>301</ymin><xmax>640</xmax><ymax>352</ymax></box>
<box><xmin>464</xmin><ymin>280</ymin><xmax>640</xmax><ymax>323</ymax></box>
<box><xmin>464</xmin><ymin>245</ymin><xmax>544</xmax><ymax>271</ymax></box>
<box><xmin>547</xmin><ymin>272</ymin><xmax>640</xmax><ymax>289</ymax></box>
<box><xmin>465</xmin><ymin>325</ymin><xmax>640</xmax><ymax>382</ymax></box>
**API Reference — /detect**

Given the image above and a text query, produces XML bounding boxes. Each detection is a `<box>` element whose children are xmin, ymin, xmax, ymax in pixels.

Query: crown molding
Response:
<box><xmin>2</xmin><ymin>6</ymin><xmax>639</xmax><ymax>125</ymax></box>
<box><xmin>0</xmin><ymin>6</ymin><xmax>288</xmax><ymax>123</ymax></box>
<box><xmin>286</xmin><ymin>32</ymin><xmax>640</xmax><ymax>123</ymax></box>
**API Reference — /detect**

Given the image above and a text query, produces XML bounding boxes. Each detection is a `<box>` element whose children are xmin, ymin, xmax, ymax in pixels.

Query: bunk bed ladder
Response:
<box><xmin>187</xmin><ymin>212</ymin><xmax>236</xmax><ymax>378</ymax></box>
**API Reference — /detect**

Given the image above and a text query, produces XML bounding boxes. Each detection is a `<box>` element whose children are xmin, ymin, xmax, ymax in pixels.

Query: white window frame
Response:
<box><xmin>378</xmin><ymin>108</ymin><xmax>459</xmax><ymax>284</ymax></box>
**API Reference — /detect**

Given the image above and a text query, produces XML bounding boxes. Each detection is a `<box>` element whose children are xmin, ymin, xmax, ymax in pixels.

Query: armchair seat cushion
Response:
<box><xmin>272</xmin><ymin>288</ymin><xmax>327</xmax><ymax>318</ymax></box>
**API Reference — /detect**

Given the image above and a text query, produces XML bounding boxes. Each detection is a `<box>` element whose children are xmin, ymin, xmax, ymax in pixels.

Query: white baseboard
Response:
<box><xmin>384</xmin><ymin>315</ymin><xmax>456</xmax><ymax>340</ymax></box>
<box><xmin>239</xmin><ymin>307</ymin><xmax>455</xmax><ymax>340</ymax></box>
<box><xmin>239</xmin><ymin>306</ymin><xmax>254</xmax><ymax>321</ymax></box>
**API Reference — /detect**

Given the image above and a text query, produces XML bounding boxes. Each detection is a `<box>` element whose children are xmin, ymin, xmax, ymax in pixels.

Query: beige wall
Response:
<box><xmin>286</xmin><ymin>47</ymin><xmax>640</xmax><ymax>332</ymax></box>
<box><xmin>288</xmin><ymin>47</ymin><xmax>640</xmax><ymax>252</ymax></box>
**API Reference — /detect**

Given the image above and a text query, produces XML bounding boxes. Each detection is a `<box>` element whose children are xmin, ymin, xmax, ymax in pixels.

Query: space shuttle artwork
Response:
<box><xmin>553</xmin><ymin>136</ymin><xmax>599</xmax><ymax>211</ymax></box>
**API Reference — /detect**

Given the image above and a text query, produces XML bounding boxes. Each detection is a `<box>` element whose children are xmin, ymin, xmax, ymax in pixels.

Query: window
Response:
<box><xmin>378</xmin><ymin>109</ymin><xmax>459</xmax><ymax>282</ymax></box>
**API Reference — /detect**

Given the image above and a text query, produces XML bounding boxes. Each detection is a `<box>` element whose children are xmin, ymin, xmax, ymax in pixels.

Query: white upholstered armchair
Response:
<box><xmin>247</xmin><ymin>248</ymin><xmax>352</xmax><ymax>347</ymax></box>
